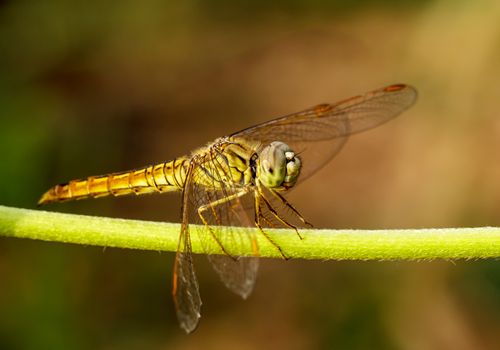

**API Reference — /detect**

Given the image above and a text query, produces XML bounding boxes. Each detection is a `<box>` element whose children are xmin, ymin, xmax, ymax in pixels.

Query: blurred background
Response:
<box><xmin>1</xmin><ymin>0</ymin><xmax>500</xmax><ymax>349</ymax></box>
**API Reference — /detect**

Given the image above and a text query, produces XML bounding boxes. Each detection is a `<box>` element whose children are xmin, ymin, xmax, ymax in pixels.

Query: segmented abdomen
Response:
<box><xmin>38</xmin><ymin>158</ymin><xmax>189</xmax><ymax>205</ymax></box>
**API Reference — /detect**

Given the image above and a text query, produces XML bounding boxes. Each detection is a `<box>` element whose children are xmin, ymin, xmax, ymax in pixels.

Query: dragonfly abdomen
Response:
<box><xmin>38</xmin><ymin>158</ymin><xmax>189</xmax><ymax>205</ymax></box>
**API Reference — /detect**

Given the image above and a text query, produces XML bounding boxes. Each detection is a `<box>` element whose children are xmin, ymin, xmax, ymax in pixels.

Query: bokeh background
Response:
<box><xmin>1</xmin><ymin>0</ymin><xmax>500</xmax><ymax>349</ymax></box>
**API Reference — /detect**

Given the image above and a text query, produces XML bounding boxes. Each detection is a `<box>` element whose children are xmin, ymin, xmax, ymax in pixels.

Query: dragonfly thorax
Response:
<box><xmin>257</xmin><ymin>141</ymin><xmax>301</xmax><ymax>190</ymax></box>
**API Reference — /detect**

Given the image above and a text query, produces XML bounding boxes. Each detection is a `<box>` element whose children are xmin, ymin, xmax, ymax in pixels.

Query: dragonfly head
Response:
<box><xmin>258</xmin><ymin>141</ymin><xmax>301</xmax><ymax>190</ymax></box>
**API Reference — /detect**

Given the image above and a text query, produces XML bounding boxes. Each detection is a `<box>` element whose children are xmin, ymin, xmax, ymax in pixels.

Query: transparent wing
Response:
<box><xmin>187</xmin><ymin>149</ymin><xmax>259</xmax><ymax>299</ymax></box>
<box><xmin>172</xmin><ymin>85</ymin><xmax>417</xmax><ymax>331</ymax></box>
<box><xmin>231</xmin><ymin>84</ymin><xmax>418</xmax><ymax>182</ymax></box>
<box><xmin>172</xmin><ymin>164</ymin><xmax>202</xmax><ymax>334</ymax></box>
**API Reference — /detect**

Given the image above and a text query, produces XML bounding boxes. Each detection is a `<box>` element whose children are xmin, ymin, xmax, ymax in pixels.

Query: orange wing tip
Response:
<box><xmin>384</xmin><ymin>83</ymin><xmax>408</xmax><ymax>92</ymax></box>
<box><xmin>313</xmin><ymin>103</ymin><xmax>333</xmax><ymax>114</ymax></box>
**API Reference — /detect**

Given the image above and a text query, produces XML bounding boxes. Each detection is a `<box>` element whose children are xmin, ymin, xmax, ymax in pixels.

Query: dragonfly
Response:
<box><xmin>38</xmin><ymin>83</ymin><xmax>417</xmax><ymax>333</ymax></box>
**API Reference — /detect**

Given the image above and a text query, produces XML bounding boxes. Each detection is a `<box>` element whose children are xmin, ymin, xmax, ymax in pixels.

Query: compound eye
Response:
<box><xmin>258</xmin><ymin>142</ymin><xmax>301</xmax><ymax>189</ymax></box>
<box><xmin>262</xmin><ymin>160</ymin><xmax>274</xmax><ymax>174</ymax></box>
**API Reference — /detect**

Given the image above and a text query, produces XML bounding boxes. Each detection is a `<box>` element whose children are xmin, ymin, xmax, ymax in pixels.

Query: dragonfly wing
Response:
<box><xmin>231</xmin><ymin>84</ymin><xmax>417</xmax><ymax>182</ymax></box>
<box><xmin>208</xmin><ymin>252</ymin><xmax>258</xmax><ymax>299</ymax></box>
<box><xmin>187</xmin><ymin>149</ymin><xmax>259</xmax><ymax>299</ymax></box>
<box><xmin>172</xmin><ymin>165</ymin><xmax>202</xmax><ymax>333</ymax></box>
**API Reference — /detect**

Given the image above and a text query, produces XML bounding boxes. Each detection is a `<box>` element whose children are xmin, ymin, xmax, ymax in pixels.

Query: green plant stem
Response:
<box><xmin>1</xmin><ymin>205</ymin><xmax>500</xmax><ymax>260</ymax></box>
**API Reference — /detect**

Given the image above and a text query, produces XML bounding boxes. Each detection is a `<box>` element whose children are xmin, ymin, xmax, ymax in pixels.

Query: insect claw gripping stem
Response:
<box><xmin>197</xmin><ymin>206</ymin><xmax>238</xmax><ymax>261</ymax></box>
<box><xmin>254</xmin><ymin>194</ymin><xmax>289</xmax><ymax>260</ymax></box>
<box><xmin>296</xmin><ymin>221</ymin><xmax>313</xmax><ymax>240</ymax></box>
<box><xmin>295</xmin><ymin>229</ymin><xmax>304</xmax><ymax>241</ymax></box>
<box><xmin>255</xmin><ymin>221</ymin><xmax>289</xmax><ymax>260</ymax></box>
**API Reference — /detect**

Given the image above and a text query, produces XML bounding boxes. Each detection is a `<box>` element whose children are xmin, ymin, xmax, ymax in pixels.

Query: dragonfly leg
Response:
<box><xmin>268</xmin><ymin>189</ymin><xmax>313</xmax><ymax>236</ymax></box>
<box><xmin>197</xmin><ymin>189</ymin><xmax>250</xmax><ymax>260</ymax></box>
<box><xmin>256</xmin><ymin>182</ymin><xmax>304</xmax><ymax>240</ymax></box>
<box><xmin>254</xmin><ymin>193</ymin><xmax>289</xmax><ymax>260</ymax></box>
